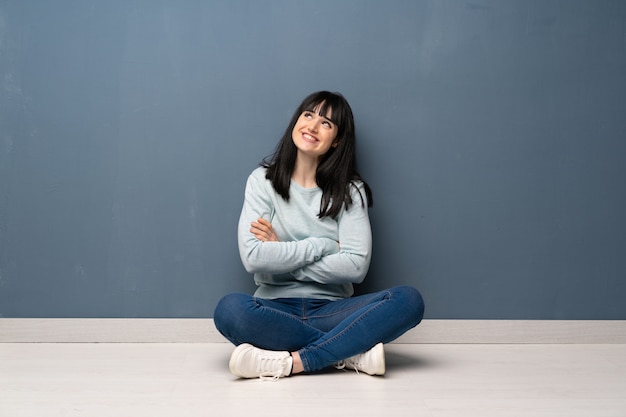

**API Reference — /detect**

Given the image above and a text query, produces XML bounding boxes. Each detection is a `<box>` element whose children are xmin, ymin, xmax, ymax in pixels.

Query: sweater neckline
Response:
<box><xmin>290</xmin><ymin>179</ymin><xmax>320</xmax><ymax>193</ymax></box>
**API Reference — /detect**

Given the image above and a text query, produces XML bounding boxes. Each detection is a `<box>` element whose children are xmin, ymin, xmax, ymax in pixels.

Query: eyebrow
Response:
<box><xmin>304</xmin><ymin>108</ymin><xmax>335</xmax><ymax>125</ymax></box>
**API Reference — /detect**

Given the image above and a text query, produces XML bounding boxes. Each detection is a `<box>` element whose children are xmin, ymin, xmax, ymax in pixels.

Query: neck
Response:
<box><xmin>292</xmin><ymin>155</ymin><xmax>319</xmax><ymax>188</ymax></box>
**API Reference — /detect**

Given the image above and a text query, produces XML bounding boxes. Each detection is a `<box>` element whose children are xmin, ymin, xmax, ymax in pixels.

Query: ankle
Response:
<box><xmin>290</xmin><ymin>351</ymin><xmax>305</xmax><ymax>374</ymax></box>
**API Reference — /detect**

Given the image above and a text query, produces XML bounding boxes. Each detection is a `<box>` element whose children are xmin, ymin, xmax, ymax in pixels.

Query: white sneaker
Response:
<box><xmin>335</xmin><ymin>343</ymin><xmax>385</xmax><ymax>376</ymax></box>
<box><xmin>229</xmin><ymin>343</ymin><xmax>293</xmax><ymax>380</ymax></box>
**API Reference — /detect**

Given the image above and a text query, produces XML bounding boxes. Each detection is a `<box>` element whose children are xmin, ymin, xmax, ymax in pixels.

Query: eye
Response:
<box><xmin>303</xmin><ymin>111</ymin><xmax>313</xmax><ymax>119</ymax></box>
<box><xmin>322</xmin><ymin>120</ymin><xmax>333</xmax><ymax>128</ymax></box>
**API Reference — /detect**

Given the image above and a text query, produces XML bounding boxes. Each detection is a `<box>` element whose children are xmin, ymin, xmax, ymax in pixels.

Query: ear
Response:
<box><xmin>332</xmin><ymin>140</ymin><xmax>339</xmax><ymax>148</ymax></box>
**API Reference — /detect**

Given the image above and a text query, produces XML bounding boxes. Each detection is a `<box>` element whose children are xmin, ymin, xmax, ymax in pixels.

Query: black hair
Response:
<box><xmin>262</xmin><ymin>91</ymin><xmax>373</xmax><ymax>219</ymax></box>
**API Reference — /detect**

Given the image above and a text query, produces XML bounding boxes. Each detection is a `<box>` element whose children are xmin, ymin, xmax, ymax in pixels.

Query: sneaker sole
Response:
<box><xmin>370</xmin><ymin>342</ymin><xmax>385</xmax><ymax>376</ymax></box>
<box><xmin>229</xmin><ymin>343</ymin><xmax>254</xmax><ymax>377</ymax></box>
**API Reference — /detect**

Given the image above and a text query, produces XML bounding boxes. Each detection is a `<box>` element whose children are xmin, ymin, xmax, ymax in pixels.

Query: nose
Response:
<box><xmin>307</xmin><ymin>117</ymin><xmax>320</xmax><ymax>132</ymax></box>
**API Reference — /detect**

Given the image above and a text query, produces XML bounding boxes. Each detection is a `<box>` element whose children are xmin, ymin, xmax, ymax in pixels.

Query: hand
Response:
<box><xmin>250</xmin><ymin>218</ymin><xmax>279</xmax><ymax>242</ymax></box>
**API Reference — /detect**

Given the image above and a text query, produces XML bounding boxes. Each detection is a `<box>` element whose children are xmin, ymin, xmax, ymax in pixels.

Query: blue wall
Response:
<box><xmin>1</xmin><ymin>1</ymin><xmax>625</xmax><ymax>319</ymax></box>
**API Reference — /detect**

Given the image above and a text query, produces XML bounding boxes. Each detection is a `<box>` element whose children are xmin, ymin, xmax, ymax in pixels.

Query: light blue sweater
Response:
<box><xmin>238</xmin><ymin>167</ymin><xmax>372</xmax><ymax>300</ymax></box>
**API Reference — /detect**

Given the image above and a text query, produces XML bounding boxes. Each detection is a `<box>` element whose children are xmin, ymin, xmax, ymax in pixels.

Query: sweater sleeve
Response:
<box><xmin>237</xmin><ymin>169</ymin><xmax>339</xmax><ymax>275</ymax></box>
<box><xmin>289</xmin><ymin>183</ymin><xmax>372</xmax><ymax>285</ymax></box>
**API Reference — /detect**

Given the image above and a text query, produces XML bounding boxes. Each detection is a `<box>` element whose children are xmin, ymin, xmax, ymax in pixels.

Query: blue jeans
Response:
<box><xmin>213</xmin><ymin>285</ymin><xmax>424</xmax><ymax>372</ymax></box>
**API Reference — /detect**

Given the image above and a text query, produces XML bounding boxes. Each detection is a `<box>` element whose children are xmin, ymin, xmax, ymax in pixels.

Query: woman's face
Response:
<box><xmin>291</xmin><ymin>104</ymin><xmax>339</xmax><ymax>160</ymax></box>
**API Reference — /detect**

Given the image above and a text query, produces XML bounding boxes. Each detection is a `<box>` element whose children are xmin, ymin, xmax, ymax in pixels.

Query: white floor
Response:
<box><xmin>1</xmin><ymin>343</ymin><xmax>625</xmax><ymax>417</ymax></box>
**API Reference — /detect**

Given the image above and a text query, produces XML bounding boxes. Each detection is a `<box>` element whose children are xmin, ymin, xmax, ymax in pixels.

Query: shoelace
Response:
<box><xmin>334</xmin><ymin>359</ymin><xmax>360</xmax><ymax>374</ymax></box>
<box><xmin>258</xmin><ymin>357</ymin><xmax>289</xmax><ymax>381</ymax></box>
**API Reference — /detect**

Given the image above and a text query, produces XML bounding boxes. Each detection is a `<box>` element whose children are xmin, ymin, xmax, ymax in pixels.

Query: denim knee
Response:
<box><xmin>391</xmin><ymin>285</ymin><xmax>425</xmax><ymax>327</ymax></box>
<box><xmin>213</xmin><ymin>292</ymin><xmax>251</xmax><ymax>337</ymax></box>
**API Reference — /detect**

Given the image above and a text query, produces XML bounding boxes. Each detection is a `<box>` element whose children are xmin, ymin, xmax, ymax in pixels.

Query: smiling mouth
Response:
<box><xmin>302</xmin><ymin>133</ymin><xmax>318</xmax><ymax>142</ymax></box>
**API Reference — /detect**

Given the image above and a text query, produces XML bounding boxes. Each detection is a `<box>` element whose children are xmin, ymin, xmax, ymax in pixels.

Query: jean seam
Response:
<box><xmin>305</xmin><ymin>292</ymin><xmax>390</xmax><ymax>320</ymax></box>
<box><xmin>302</xmin><ymin>290</ymin><xmax>393</xmax><ymax>370</ymax></box>
<box><xmin>255</xmin><ymin>298</ymin><xmax>322</xmax><ymax>334</ymax></box>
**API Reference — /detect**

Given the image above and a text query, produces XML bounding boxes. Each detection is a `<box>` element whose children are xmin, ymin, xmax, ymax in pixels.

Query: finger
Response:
<box><xmin>251</xmin><ymin>224</ymin><xmax>270</xmax><ymax>237</ymax></box>
<box><xmin>257</xmin><ymin>218</ymin><xmax>272</xmax><ymax>228</ymax></box>
<box><xmin>250</xmin><ymin>227</ymin><xmax>267</xmax><ymax>238</ymax></box>
<box><xmin>252</xmin><ymin>219</ymin><xmax>272</xmax><ymax>230</ymax></box>
<box><xmin>252</xmin><ymin>219</ymin><xmax>277</xmax><ymax>242</ymax></box>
